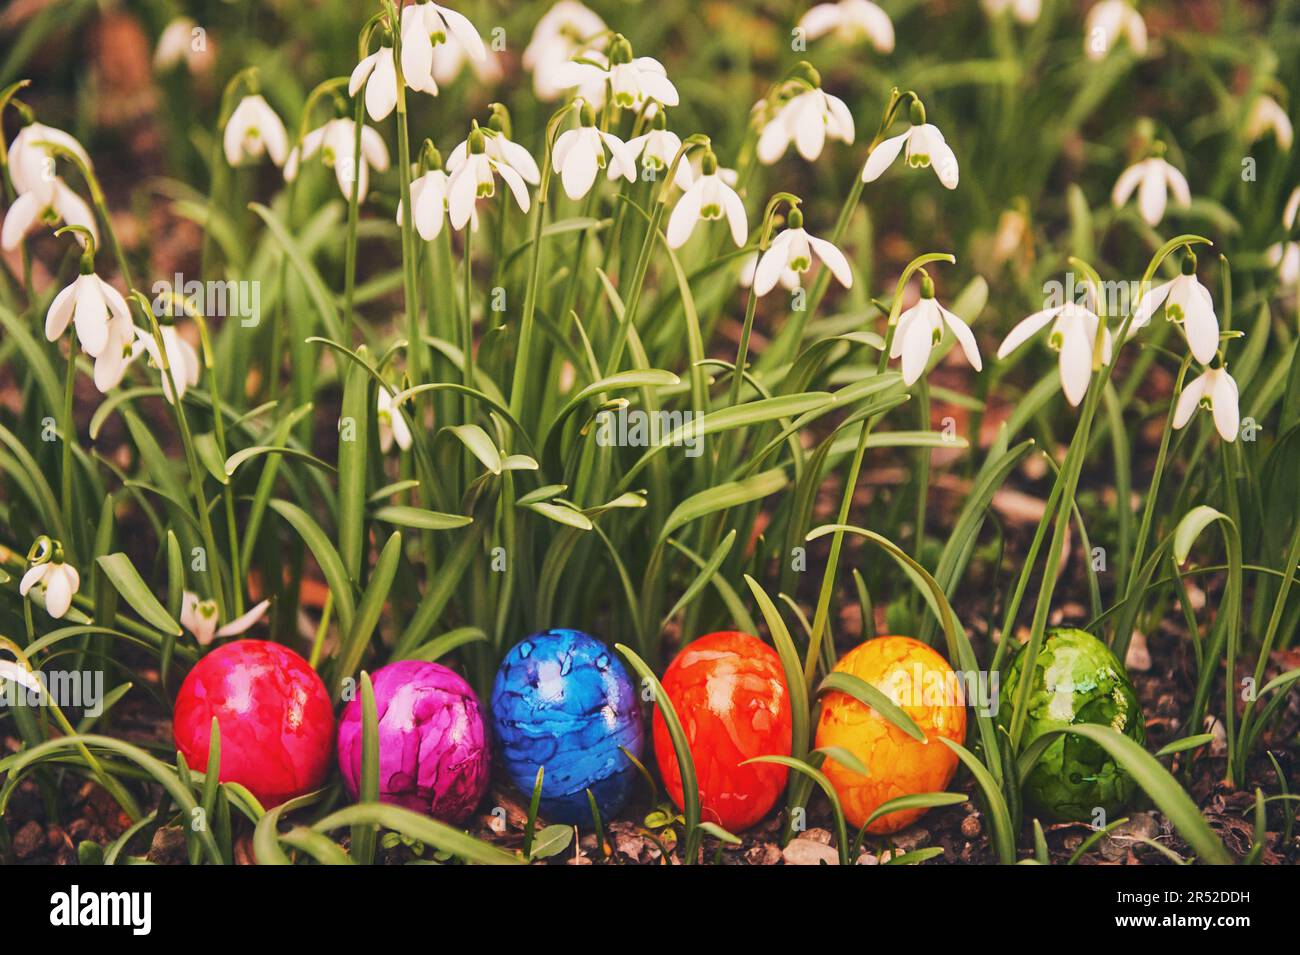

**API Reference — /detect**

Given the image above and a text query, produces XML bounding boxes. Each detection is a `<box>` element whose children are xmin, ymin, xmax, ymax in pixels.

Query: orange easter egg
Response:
<box><xmin>653</xmin><ymin>631</ymin><xmax>792</xmax><ymax>832</ymax></box>
<box><xmin>815</xmin><ymin>636</ymin><xmax>966</xmax><ymax>834</ymax></box>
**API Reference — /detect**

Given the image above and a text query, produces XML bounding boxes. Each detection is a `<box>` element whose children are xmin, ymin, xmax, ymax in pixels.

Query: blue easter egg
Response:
<box><xmin>490</xmin><ymin>629</ymin><xmax>644</xmax><ymax>824</ymax></box>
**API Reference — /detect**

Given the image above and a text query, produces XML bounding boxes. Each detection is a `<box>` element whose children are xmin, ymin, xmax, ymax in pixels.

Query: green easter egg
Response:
<box><xmin>998</xmin><ymin>628</ymin><xmax>1146</xmax><ymax>822</ymax></box>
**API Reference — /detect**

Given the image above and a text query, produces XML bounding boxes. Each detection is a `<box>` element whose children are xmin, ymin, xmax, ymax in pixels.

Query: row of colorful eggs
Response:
<box><xmin>172</xmin><ymin>627</ymin><xmax>1143</xmax><ymax>834</ymax></box>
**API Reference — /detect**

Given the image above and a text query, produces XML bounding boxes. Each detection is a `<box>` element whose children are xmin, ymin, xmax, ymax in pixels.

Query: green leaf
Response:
<box><xmin>528</xmin><ymin>824</ymin><xmax>574</xmax><ymax>860</ymax></box>
<box><xmin>95</xmin><ymin>554</ymin><xmax>181</xmax><ymax>635</ymax></box>
<box><xmin>616</xmin><ymin>643</ymin><xmax>702</xmax><ymax>863</ymax></box>
<box><xmin>937</xmin><ymin>737</ymin><xmax>1017</xmax><ymax>865</ymax></box>
<box><xmin>659</xmin><ymin>468</ymin><xmax>787</xmax><ymax>542</ymax></box>
<box><xmin>248</xmin><ymin>202</ymin><xmax>343</xmax><ymax>340</ymax></box>
<box><xmin>661</xmin><ymin>529</ymin><xmax>735</xmax><ymax>627</ymax></box>
<box><xmin>224</xmin><ymin>445</ymin><xmax>337</xmax><ymax>478</ymax></box>
<box><xmin>371</xmin><ymin>505</ymin><xmax>473</xmax><ymax>531</ymax></box>
<box><xmin>744</xmin><ymin>575</ymin><xmax>810</xmax><ymax>764</ymax></box>
<box><xmin>311</xmin><ymin>804</ymin><xmax>523</xmax><ymax>865</ymax></box>
<box><xmin>334</xmin><ymin>532</ymin><xmax>401</xmax><ymax>690</ymax></box>
<box><xmin>268</xmin><ymin>499</ymin><xmax>357</xmax><ymax>633</ymax></box>
<box><xmin>445</xmin><ymin>424</ymin><xmax>502</xmax><ymax>474</ymax></box>
<box><xmin>1018</xmin><ymin>724</ymin><xmax>1232</xmax><ymax>865</ymax></box>
<box><xmin>817</xmin><ymin>671</ymin><xmax>927</xmax><ymax>743</ymax></box>
<box><xmin>338</xmin><ymin>345</ymin><xmax>373</xmax><ymax>582</ymax></box>
<box><xmin>1154</xmin><ymin>734</ymin><xmax>1215</xmax><ymax>757</ymax></box>
<box><xmin>352</xmin><ymin>671</ymin><xmax>380</xmax><ymax>865</ymax></box>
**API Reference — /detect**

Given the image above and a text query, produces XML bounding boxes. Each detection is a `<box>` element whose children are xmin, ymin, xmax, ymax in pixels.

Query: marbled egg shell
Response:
<box><xmin>337</xmin><ymin>660</ymin><xmax>490</xmax><ymax>822</ymax></box>
<box><xmin>173</xmin><ymin>639</ymin><xmax>334</xmax><ymax>807</ymax></box>
<box><xmin>998</xmin><ymin>627</ymin><xmax>1145</xmax><ymax>822</ymax></box>
<box><xmin>653</xmin><ymin>631</ymin><xmax>791</xmax><ymax>832</ymax></box>
<box><xmin>490</xmin><ymin>629</ymin><xmax>643</xmax><ymax>824</ymax></box>
<box><xmin>815</xmin><ymin>636</ymin><xmax>966</xmax><ymax>834</ymax></box>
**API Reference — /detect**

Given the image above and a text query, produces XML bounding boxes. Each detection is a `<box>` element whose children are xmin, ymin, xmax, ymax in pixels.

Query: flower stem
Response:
<box><xmin>391</xmin><ymin>22</ymin><xmax>422</xmax><ymax>389</ymax></box>
<box><xmin>131</xmin><ymin>294</ymin><xmax>229</xmax><ymax>622</ymax></box>
<box><xmin>59</xmin><ymin>345</ymin><xmax>78</xmax><ymax>561</ymax></box>
<box><xmin>342</xmin><ymin>94</ymin><xmax>367</xmax><ymax>346</ymax></box>
<box><xmin>194</xmin><ymin>312</ymin><xmax>244</xmax><ymax>617</ymax></box>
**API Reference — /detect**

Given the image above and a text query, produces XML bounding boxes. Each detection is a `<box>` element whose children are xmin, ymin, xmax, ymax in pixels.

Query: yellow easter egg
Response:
<box><xmin>815</xmin><ymin>636</ymin><xmax>967</xmax><ymax>834</ymax></box>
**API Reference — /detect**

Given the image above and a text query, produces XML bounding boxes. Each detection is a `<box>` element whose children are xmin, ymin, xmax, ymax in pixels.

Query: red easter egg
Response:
<box><xmin>173</xmin><ymin>639</ymin><xmax>335</xmax><ymax>807</ymax></box>
<box><xmin>653</xmin><ymin>631</ymin><xmax>792</xmax><ymax>832</ymax></box>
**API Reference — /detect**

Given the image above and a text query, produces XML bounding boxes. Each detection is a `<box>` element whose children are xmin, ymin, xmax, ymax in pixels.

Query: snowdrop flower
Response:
<box><xmin>798</xmin><ymin>0</ymin><xmax>895</xmax><ymax>53</ymax></box>
<box><xmin>3</xmin><ymin>122</ymin><xmax>97</xmax><ymax>251</ymax></box>
<box><xmin>1131</xmin><ymin>255</ymin><xmax>1220</xmax><ymax>364</ymax></box>
<box><xmin>223</xmin><ymin>95</ymin><xmax>288</xmax><ymax>167</ymax></box>
<box><xmin>182</xmin><ymin>591</ymin><xmax>270</xmax><ymax>646</ymax></box>
<box><xmin>8</xmin><ymin>122</ymin><xmax>92</xmax><ymax>196</ymax></box>
<box><xmin>982</xmin><ymin>0</ymin><xmax>1041</xmax><ymax>23</ymax></box>
<box><xmin>378</xmin><ymin>385</ymin><xmax>413</xmax><ymax>453</ymax></box>
<box><xmin>154</xmin><ymin>17</ymin><xmax>211</xmax><ymax>73</ymax></box>
<box><xmin>1266</xmin><ymin>186</ymin><xmax>1299</xmax><ymax>288</ymax></box>
<box><xmin>740</xmin><ymin>251</ymin><xmax>798</xmax><ymax>293</ymax></box>
<box><xmin>551</xmin><ymin>103</ymin><xmax>637</xmax><ymax>200</ymax></box>
<box><xmin>752</xmin><ymin>207</ymin><xmax>852</xmax><ymax>295</ymax></box>
<box><xmin>997</xmin><ymin>294</ymin><xmax>1113</xmax><ymax>407</ymax></box>
<box><xmin>1084</xmin><ymin>1</ymin><xmax>1147</xmax><ymax>61</ymax></box>
<box><xmin>524</xmin><ymin>1</ymin><xmax>607</xmax><ymax>100</ymax></box>
<box><xmin>350</xmin><ymin>45</ymin><xmax>401</xmax><ymax>122</ymax></box>
<box><xmin>44</xmin><ymin>265</ymin><xmax>131</xmax><ymax>358</ymax></box>
<box><xmin>551</xmin><ymin>34</ymin><xmax>678</xmax><ymax>111</ymax></box>
<box><xmin>756</xmin><ymin>71</ymin><xmax>855</xmax><ymax>165</ymax></box>
<box><xmin>400</xmin><ymin>1</ymin><xmax>486</xmax><ymax>96</ymax></box>
<box><xmin>1111</xmin><ymin>152</ymin><xmax>1190</xmax><ymax>227</ymax></box>
<box><xmin>402</xmin><ymin>165</ymin><xmax>450</xmax><ymax>241</ymax></box>
<box><xmin>19</xmin><ymin>536</ymin><xmax>79</xmax><ymax>619</ymax></box>
<box><xmin>285</xmin><ymin>117</ymin><xmax>390</xmax><ymax>202</ymax></box>
<box><xmin>447</xmin><ymin>116</ymin><xmax>541</xmax><ymax>187</ymax></box>
<box><xmin>667</xmin><ymin>148</ymin><xmax>747</xmax><ymax>249</ymax></box>
<box><xmin>134</xmin><ymin>325</ymin><xmax>200</xmax><ymax>404</ymax></box>
<box><xmin>447</xmin><ymin>124</ymin><xmax>531</xmax><ymax>231</ymax></box>
<box><xmin>614</xmin><ymin>112</ymin><xmax>691</xmax><ymax>188</ymax></box>
<box><xmin>1244</xmin><ymin>95</ymin><xmax>1293</xmax><ymax>152</ymax></box>
<box><xmin>890</xmin><ymin>273</ymin><xmax>982</xmax><ymax>385</ymax></box>
<box><xmin>90</xmin><ymin>315</ymin><xmax>141</xmax><ymax>393</ymax></box>
<box><xmin>1174</xmin><ymin>366</ymin><xmax>1240</xmax><ymax>442</ymax></box>
<box><xmin>861</xmin><ymin>100</ymin><xmax>958</xmax><ymax>190</ymax></box>
<box><xmin>1</xmin><ymin>176</ymin><xmax>97</xmax><ymax>251</ymax></box>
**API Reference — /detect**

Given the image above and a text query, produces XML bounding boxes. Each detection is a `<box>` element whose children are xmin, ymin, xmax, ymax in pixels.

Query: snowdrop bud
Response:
<box><xmin>608</xmin><ymin>34</ymin><xmax>633</xmax><ymax>65</ymax></box>
<box><xmin>790</xmin><ymin>61</ymin><xmax>822</xmax><ymax>89</ymax></box>
<box><xmin>420</xmin><ymin>139</ymin><xmax>444</xmax><ymax>171</ymax></box>
<box><xmin>488</xmin><ymin>102</ymin><xmax>513</xmax><ymax>139</ymax></box>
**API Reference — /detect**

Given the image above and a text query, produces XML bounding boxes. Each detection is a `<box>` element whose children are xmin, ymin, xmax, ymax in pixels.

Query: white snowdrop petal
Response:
<box><xmin>1137</xmin><ymin>164</ymin><xmax>1167</xmax><ymax>225</ymax></box>
<box><xmin>666</xmin><ymin>183</ymin><xmax>705</xmax><ymax>248</ymax></box>
<box><xmin>996</xmin><ymin>307</ymin><xmax>1057</xmax><ymax>359</ymax></box>
<box><xmin>861</xmin><ymin>130</ymin><xmax>910</xmax><ymax>182</ymax></box>
<box><xmin>807</xmin><ymin>234</ymin><xmax>853</xmax><ymax>288</ymax></box>
<box><xmin>1111</xmin><ymin>161</ymin><xmax>1146</xmax><ymax>207</ymax></box>
<box><xmin>1211</xmin><ymin>371</ymin><xmax>1240</xmax><ymax>441</ymax></box>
